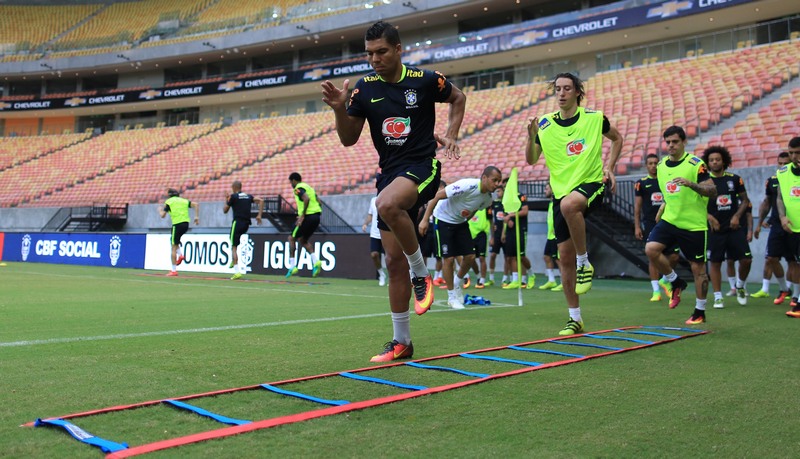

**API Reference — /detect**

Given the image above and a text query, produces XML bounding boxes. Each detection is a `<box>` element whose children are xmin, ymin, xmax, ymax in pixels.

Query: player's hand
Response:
<box><xmin>434</xmin><ymin>133</ymin><xmax>460</xmax><ymax>160</ymax></box>
<box><xmin>635</xmin><ymin>227</ymin><xmax>643</xmax><ymax>240</ymax></box>
<box><xmin>753</xmin><ymin>226</ymin><xmax>760</xmax><ymax>239</ymax></box>
<box><xmin>760</xmin><ymin>220</ymin><xmax>770</xmax><ymax>229</ymax></box>
<box><xmin>193</xmin><ymin>217</ymin><xmax>199</xmax><ymax>225</ymax></box>
<box><xmin>781</xmin><ymin>216</ymin><xmax>792</xmax><ymax>233</ymax></box>
<box><xmin>746</xmin><ymin>231</ymin><xmax>753</xmax><ymax>243</ymax></box>
<box><xmin>256</xmin><ymin>216</ymin><xmax>262</xmax><ymax>225</ymax></box>
<box><xmin>730</xmin><ymin>215</ymin><xmax>740</xmax><ymax>230</ymax></box>
<box><xmin>362</xmin><ymin>223</ymin><xmax>367</xmax><ymax>232</ymax></box>
<box><xmin>418</xmin><ymin>220</ymin><xmax>429</xmax><ymax>236</ymax></box>
<box><xmin>296</xmin><ymin>216</ymin><xmax>304</xmax><ymax>227</ymax></box>
<box><xmin>527</xmin><ymin>117</ymin><xmax>539</xmax><ymax>138</ymax></box>
<box><xmin>321</xmin><ymin>79</ymin><xmax>349</xmax><ymax>111</ymax></box>
<box><xmin>603</xmin><ymin>168</ymin><xmax>617</xmax><ymax>194</ymax></box>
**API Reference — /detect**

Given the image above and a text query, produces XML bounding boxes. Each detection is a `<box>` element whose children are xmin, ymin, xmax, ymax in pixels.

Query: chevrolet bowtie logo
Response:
<box><xmin>303</xmin><ymin>68</ymin><xmax>330</xmax><ymax>81</ymax></box>
<box><xmin>139</xmin><ymin>90</ymin><xmax>162</xmax><ymax>100</ymax></box>
<box><xmin>64</xmin><ymin>97</ymin><xmax>86</xmax><ymax>107</ymax></box>
<box><xmin>0</xmin><ymin>102</ymin><xmax>11</xmax><ymax>110</ymax></box>
<box><xmin>218</xmin><ymin>81</ymin><xmax>242</xmax><ymax>92</ymax></box>
<box><xmin>647</xmin><ymin>0</ymin><xmax>692</xmax><ymax>19</ymax></box>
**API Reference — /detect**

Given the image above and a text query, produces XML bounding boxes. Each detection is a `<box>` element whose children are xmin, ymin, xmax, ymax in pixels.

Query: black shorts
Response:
<box><xmin>503</xmin><ymin>229</ymin><xmax>527</xmax><ymax>257</ymax></box>
<box><xmin>369</xmin><ymin>237</ymin><xmax>384</xmax><ymax>254</ymax></box>
<box><xmin>647</xmin><ymin>220</ymin><xmax>707</xmax><ymax>263</ymax></box>
<box><xmin>766</xmin><ymin>224</ymin><xmax>792</xmax><ymax>260</ymax></box>
<box><xmin>643</xmin><ymin>220</ymin><xmax>679</xmax><ymax>256</ymax></box>
<box><xmin>489</xmin><ymin>231</ymin><xmax>504</xmax><ymax>255</ymax></box>
<box><xmin>171</xmin><ymin>222</ymin><xmax>189</xmax><ymax>246</ymax></box>
<box><xmin>553</xmin><ymin>182</ymin><xmax>605</xmax><ymax>244</ymax></box>
<box><xmin>435</xmin><ymin>219</ymin><xmax>474</xmax><ymax>258</ymax></box>
<box><xmin>472</xmin><ymin>232</ymin><xmax>488</xmax><ymax>257</ymax></box>
<box><xmin>230</xmin><ymin>219</ymin><xmax>250</xmax><ymax>247</ymax></box>
<box><xmin>292</xmin><ymin>213</ymin><xmax>321</xmax><ymax>240</ymax></box>
<box><xmin>708</xmin><ymin>226</ymin><xmax>752</xmax><ymax>262</ymax></box>
<box><xmin>543</xmin><ymin>238</ymin><xmax>559</xmax><ymax>259</ymax></box>
<box><xmin>420</xmin><ymin>222</ymin><xmax>437</xmax><ymax>258</ymax></box>
<box><xmin>786</xmin><ymin>231</ymin><xmax>800</xmax><ymax>263</ymax></box>
<box><xmin>376</xmin><ymin>160</ymin><xmax>441</xmax><ymax>232</ymax></box>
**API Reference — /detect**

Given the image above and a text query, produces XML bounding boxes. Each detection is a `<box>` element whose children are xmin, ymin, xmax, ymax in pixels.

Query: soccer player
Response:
<box><xmin>776</xmin><ymin>136</ymin><xmax>800</xmax><ymax>318</ymax></box>
<box><xmin>703</xmin><ymin>146</ymin><xmax>752</xmax><ymax>308</ymax></box>
<box><xmin>223</xmin><ymin>180</ymin><xmax>263</xmax><ymax>280</ymax></box>
<box><xmin>487</xmin><ymin>182</ymin><xmax>508</xmax><ymax>286</ymax></box>
<box><xmin>321</xmin><ymin>21</ymin><xmax>466</xmax><ymax>361</ymax></box>
<box><xmin>634</xmin><ymin>153</ymin><xmax>679</xmax><ymax>302</ymax></box>
<box><xmin>468</xmin><ymin>206</ymin><xmax>491</xmax><ymax>288</ymax></box>
<box><xmin>753</xmin><ymin>151</ymin><xmax>792</xmax><ymax>303</ymax></box>
<box><xmin>645</xmin><ymin>126</ymin><xmax>716</xmax><ymax>325</ymax></box>
<box><xmin>419</xmin><ymin>166</ymin><xmax>503</xmax><ymax>309</ymax></box>
<box><xmin>362</xmin><ymin>195</ymin><xmax>387</xmax><ymax>286</ymax></box>
<box><xmin>501</xmin><ymin>187</ymin><xmax>535</xmax><ymax>289</ymax></box>
<box><xmin>158</xmin><ymin>188</ymin><xmax>199</xmax><ymax>277</ymax></box>
<box><xmin>525</xmin><ymin>72</ymin><xmax>623</xmax><ymax>335</ymax></box>
<box><xmin>285</xmin><ymin>172</ymin><xmax>323</xmax><ymax>278</ymax></box>
<box><xmin>539</xmin><ymin>183</ymin><xmax>562</xmax><ymax>291</ymax></box>
<box><xmin>418</xmin><ymin>181</ymin><xmax>446</xmax><ymax>286</ymax></box>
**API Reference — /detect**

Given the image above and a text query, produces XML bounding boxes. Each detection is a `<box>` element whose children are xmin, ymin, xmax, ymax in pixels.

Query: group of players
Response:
<box><xmin>160</xmin><ymin>20</ymin><xmax>798</xmax><ymax>364</ymax></box>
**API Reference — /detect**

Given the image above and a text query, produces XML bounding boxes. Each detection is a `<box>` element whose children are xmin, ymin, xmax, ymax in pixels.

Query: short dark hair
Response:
<box><xmin>702</xmin><ymin>145</ymin><xmax>732</xmax><ymax>170</ymax></box>
<box><xmin>167</xmin><ymin>188</ymin><xmax>180</xmax><ymax>197</ymax></box>
<box><xmin>663</xmin><ymin>125</ymin><xmax>686</xmax><ymax>141</ymax></box>
<box><xmin>365</xmin><ymin>21</ymin><xmax>400</xmax><ymax>46</ymax></box>
<box><xmin>789</xmin><ymin>137</ymin><xmax>800</xmax><ymax>149</ymax></box>
<box><xmin>550</xmin><ymin>72</ymin><xmax>585</xmax><ymax>106</ymax></box>
<box><xmin>289</xmin><ymin>172</ymin><xmax>302</xmax><ymax>182</ymax></box>
<box><xmin>779</xmin><ymin>151</ymin><xmax>790</xmax><ymax>159</ymax></box>
<box><xmin>482</xmin><ymin>165</ymin><xmax>501</xmax><ymax>178</ymax></box>
<box><xmin>645</xmin><ymin>153</ymin><xmax>660</xmax><ymax>162</ymax></box>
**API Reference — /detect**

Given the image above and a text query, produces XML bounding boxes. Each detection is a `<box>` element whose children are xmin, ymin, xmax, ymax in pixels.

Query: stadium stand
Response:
<box><xmin>0</xmin><ymin>132</ymin><xmax>92</xmax><ymax>171</ymax></box>
<box><xmin>0</xmin><ymin>4</ymin><xmax>100</xmax><ymax>53</ymax></box>
<box><xmin>0</xmin><ymin>123</ymin><xmax>220</xmax><ymax>207</ymax></box>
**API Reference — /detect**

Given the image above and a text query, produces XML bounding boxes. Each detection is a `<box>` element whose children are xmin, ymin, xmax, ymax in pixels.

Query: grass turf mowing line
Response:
<box><xmin>26</xmin><ymin>326</ymin><xmax>707</xmax><ymax>458</ymax></box>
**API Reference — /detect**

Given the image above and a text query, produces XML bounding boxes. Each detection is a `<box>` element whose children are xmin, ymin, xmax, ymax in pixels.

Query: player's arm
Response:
<box><xmin>159</xmin><ymin>204</ymin><xmax>168</xmax><ymax>219</ymax></box>
<box><xmin>633</xmin><ymin>195</ymin><xmax>643</xmax><ymax>240</ymax></box>
<box><xmin>435</xmin><ymin>84</ymin><xmax>466</xmax><ymax>160</ymax></box>
<box><xmin>191</xmin><ymin>202</ymin><xmax>199</xmax><ymax>225</ymax></box>
<box><xmin>655</xmin><ymin>203</ymin><xmax>665</xmax><ymax>223</ymax></box>
<box><xmin>602</xmin><ymin>123</ymin><xmax>624</xmax><ymax>193</ymax></box>
<box><xmin>254</xmin><ymin>196</ymin><xmax>264</xmax><ymax>225</ymax></box>
<box><xmin>321</xmin><ymin>79</ymin><xmax>365</xmax><ymax>146</ymax></box>
<box><xmin>756</xmin><ymin>196</ymin><xmax>770</xmax><ymax>230</ymax></box>
<box><xmin>362</xmin><ymin>210</ymin><xmax>372</xmax><ymax>232</ymax></box>
<box><xmin>222</xmin><ymin>194</ymin><xmax>231</xmax><ymax>214</ymax></box>
<box><xmin>300</xmin><ymin>194</ymin><xmax>310</xmax><ymax>219</ymax></box>
<box><xmin>525</xmin><ymin>118</ymin><xmax>542</xmax><ymax>165</ymax></box>
<box><xmin>686</xmin><ymin>177</ymin><xmax>717</xmax><ymax>198</ymax></box>
<box><xmin>777</xmin><ymin>185</ymin><xmax>792</xmax><ymax>232</ymax></box>
<box><xmin>419</xmin><ymin>188</ymin><xmax>448</xmax><ymax>236</ymax></box>
<box><xmin>730</xmin><ymin>190</ymin><xmax>749</xmax><ymax>230</ymax></box>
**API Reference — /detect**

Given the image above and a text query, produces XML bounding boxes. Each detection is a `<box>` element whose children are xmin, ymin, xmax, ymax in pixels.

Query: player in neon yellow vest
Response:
<box><xmin>158</xmin><ymin>188</ymin><xmax>200</xmax><ymax>276</ymax></box>
<box><xmin>539</xmin><ymin>183</ymin><xmax>562</xmax><ymax>291</ymax></box>
<box><xmin>776</xmin><ymin>136</ymin><xmax>800</xmax><ymax>318</ymax></box>
<box><xmin>286</xmin><ymin>172</ymin><xmax>323</xmax><ymax>278</ymax></box>
<box><xmin>645</xmin><ymin>126</ymin><xmax>717</xmax><ymax>325</ymax></box>
<box><xmin>525</xmin><ymin>73</ymin><xmax>623</xmax><ymax>336</ymax></box>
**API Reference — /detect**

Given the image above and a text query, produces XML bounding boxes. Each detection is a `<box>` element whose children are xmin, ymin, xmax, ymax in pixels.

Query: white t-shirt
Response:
<box><xmin>433</xmin><ymin>178</ymin><xmax>493</xmax><ymax>224</ymax></box>
<box><xmin>368</xmin><ymin>196</ymin><xmax>381</xmax><ymax>239</ymax></box>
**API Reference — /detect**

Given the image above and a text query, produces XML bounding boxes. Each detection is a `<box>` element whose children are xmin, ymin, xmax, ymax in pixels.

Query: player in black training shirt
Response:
<box><xmin>753</xmin><ymin>151</ymin><xmax>792</xmax><ymax>302</ymax></box>
<box><xmin>703</xmin><ymin>146</ymin><xmax>752</xmax><ymax>308</ymax></box>
<box><xmin>223</xmin><ymin>180</ymin><xmax>263</xmax><ymax>280</ymax></box>
<box><xmin>321</xmin><ymin>20</ymin><xmax>466</xmax><ymax>362</ymax></box>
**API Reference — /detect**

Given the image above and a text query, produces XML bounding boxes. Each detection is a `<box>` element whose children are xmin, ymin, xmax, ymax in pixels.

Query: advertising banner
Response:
<box><xmin>144</xmin><ymin>233</ymin><xmax>240</xmax><ymax>274</ymax></box>
<box><xmin>1</xmin><ymin>232</ymin><xmax>146</xmax><ymax>268</ymax></box>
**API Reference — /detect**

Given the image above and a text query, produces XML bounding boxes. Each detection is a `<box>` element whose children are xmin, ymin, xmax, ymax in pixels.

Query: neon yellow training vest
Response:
<box><xmin>776</xmin><ymin>165</ymin><xmax>800</xmax><ymax>233</ymax></box>
<box><xmin>657</xmin><ymin>153</ymin><xmax>709</xmax><ymax>231</ymax></box>
<box><xmin>293</xmin><ymin>182</ymin><xmax>322</xmax><ymax>215</ymax></box>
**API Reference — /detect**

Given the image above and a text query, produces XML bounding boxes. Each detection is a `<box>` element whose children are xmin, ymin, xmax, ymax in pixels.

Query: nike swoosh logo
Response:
<box><xmin>695</xmin><ymin>255</ymin><xmax>704</xmax><ymax>259</ymax></box>
<box><xmin>371</xmin><ymin>97</ymin><xmax>385</xmax><ymax>103</ymax></box>
<box><xmin>645</xmin><ymin>185</ymin><xmax>652</xmax><ymax>188</ymax></box>
<box><xmin>406</xmin><ymin>172</ymin><xmax>420</xmax><ymax>180</ymax></box>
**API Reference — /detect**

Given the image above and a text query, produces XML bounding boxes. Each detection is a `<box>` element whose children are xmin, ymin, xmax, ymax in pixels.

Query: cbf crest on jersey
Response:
<box><xmin>404</xmin><ymin>89</ymin><xmax>418</xmax><ymax>107</ymax></box>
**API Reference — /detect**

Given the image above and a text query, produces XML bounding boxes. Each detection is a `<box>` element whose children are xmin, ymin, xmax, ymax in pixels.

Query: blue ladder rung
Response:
<box><xmin>339</xmin><ymin>372</ymin><xmax>427</xmax><ymax>391</ymax></box>
<box><xmin>585</xmin><ymin>333</ymin><xmax>654</xmax><ymax>345</ymax></box>
<box><xmin>459</xmin><ymin>353</ymin><xmax>541</xmax><ymax>366</ymax></box>
<box><xmin>617</xmin><ymin>329</ymin><xmax>681</xmax><ymax>339</ymax></box>
<box><xmin>260</xmin><ymin>384</ymin><xmax>349</xmax><ymax>406</ymax></box>
<box><xmin>405</xmin><ymin>361</ymin><xmax>490</xmax><ymax>378</ymax></box>
<box><xmin>507</xmin><ymin>345</ymin><xmax>585</xmax><ymax>359</ymax></box>
<box><xmin>642</xmin><ymin>326</ymin><xmax>706</xmax><ymax>333</ymax></box>
<box><xmin>164</xmin><ymin>399</ymin><xmax>251</xmax><ymax>425</ymax></box>
<box><xmin>34</xmin><ymin>418</ymin><xmax>128</xmax><ymax>453</ymax></box>
<box><xmin>552</xmin><ymin>341</ymin><xmax>622</xmax><ymax>351</ymax></box>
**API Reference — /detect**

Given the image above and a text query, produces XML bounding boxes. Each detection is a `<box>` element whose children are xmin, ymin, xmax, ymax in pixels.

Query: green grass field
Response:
<box><xmin>2</xmin><ymin>262</ymin><xmax>798</xmax><ymax>458</ymax></box>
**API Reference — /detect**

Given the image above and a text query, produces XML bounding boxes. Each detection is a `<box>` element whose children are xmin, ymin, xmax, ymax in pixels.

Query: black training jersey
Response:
<box><xmin>708</xmin><ymin>172</ymin><xmax>747</xmax><ymax>232</ymax></box>
<box><xmin>347</xmin><ymin>64</ymin><xmax>453</xmax><ymax>176</ymax></box>
<box><xmin>227</xmin><ymin>192</ymin><xmax>254</xmax><ymax>221</ymax></box>
<box><xmin>488</xmin><ymin>199</ymin><xmax>505</xmax><ymax>236</ymax></box>
<box><xmin>764</xmin><ymin>174</ymin><xmax>780</xmax><ymax>225</ymax></box>
<box><xmin>634</xmin><ymin>175</ymin><xmax>663</xmax><ymax>225</ymax></box>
